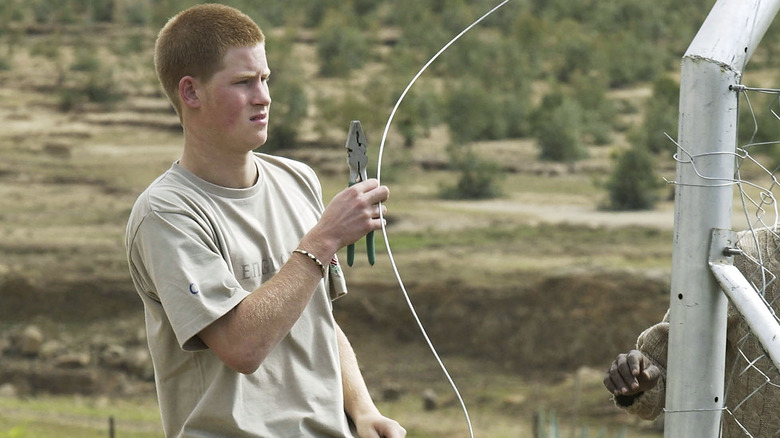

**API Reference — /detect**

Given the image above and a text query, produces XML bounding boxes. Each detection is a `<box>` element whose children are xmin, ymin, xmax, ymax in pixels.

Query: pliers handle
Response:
<box><xmin>345</xmin><ymin>120</ymin><xmax>375</xmax><ymax>266</ymax></box>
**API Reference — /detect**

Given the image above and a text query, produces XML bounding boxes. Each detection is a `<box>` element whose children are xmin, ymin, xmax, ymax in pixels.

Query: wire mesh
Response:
<box><xmin>671</xmin><ymin>84</ymin><xmax>780</xmax><ymax>437</ymax></box>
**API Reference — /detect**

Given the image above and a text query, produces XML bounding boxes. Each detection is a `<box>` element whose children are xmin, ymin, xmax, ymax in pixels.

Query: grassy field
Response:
<box><xmin>0</xmin><ymin>367</ymin><xmax>663</xmax><ymax>438</ymax></box>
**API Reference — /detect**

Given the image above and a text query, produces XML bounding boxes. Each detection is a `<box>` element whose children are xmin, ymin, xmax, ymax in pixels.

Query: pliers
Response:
<box><xmin>345</xmin><ymin>120</ymin><xmax>375</xmax><ymax>266</ymax></box>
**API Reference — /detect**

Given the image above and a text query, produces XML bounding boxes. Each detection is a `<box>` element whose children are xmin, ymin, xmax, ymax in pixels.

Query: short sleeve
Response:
<box><xmin>131</xmin><ymin>210</ymin><xmax>250</xmax><ymax>351</ymax></box>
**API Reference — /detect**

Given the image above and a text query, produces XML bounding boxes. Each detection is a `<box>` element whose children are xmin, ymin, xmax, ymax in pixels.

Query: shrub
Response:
<box><xmin>90</xmin><ymin>0</ymin><xmax>114</xmax><ymax>22</ymax></box>
<box><xmin>444</xmin><ymin>81</ymin><xmax>499</xmax><ymax>143</ymax></box>
<box><xmin>57</xmin><ymin>54</ymin><xmax>125</xmax><ymax>111</ymax></box>
<box><xmin>123</xmin><ymin>1</ymin><xmax>149</xmax><ymax>26</ymax></box>
<box><xmin>532</xmin><ymin>90</ymin><xmax>588</xmax><ymax>162</ymax></box>
<box><xmin>605</xmin><ymin>145</ymin><xmax>660</xmax><ymax>211</ymax></box>
<box><xmin>83</xmin><ymin>69</ymin><xmax>124</xmax><ymax>104</ymax></box>
<box><xmin>71</xmin><ymin>46</ymin><xmax>101</xmax><ymax>72</ymax></box>
<box><xmin>443</xmin><ymin>78</ymin><xmax>531</xmax><ymax>144</ymax></box>
<box><xmin>571</xmin><ymin>72</ymin><xmax>614</xmax><ymax>145</ymax></box>
<box><xmin>550</xmin><ymin>19</ymin><xmax>596</xmax><ymax>83</ymax></box>
<box><xmin>394</xmin><ymin>87</ymin><xmax>440</xmax><ymax>148</ymax></box>
<box><xmin>392</xmin><ymin>2</ymin><xmax>447</xmax><ymax>65</ymax></box>
<box><xmin>439</xmin><ymin>147</ymin><xmax>503</xmax><ymax>200</ymax></box>
<box><xmin>316</xmin><ymin>11</ymin><xmax>370</xmax><ymax>77</ymax></box>
<box><xmin>602</xmin><ymin>32</ymin><xmax>663</xmax><ymax>88</ymax></box>
<box><xmin>262</xmin><ymin>34</ymin><xmax>309</xmax><ymax>151</ymax></box>
<box><xmin>261</xmin><ymin>79</ymin><xmax>308</xmax><ymax>151</ymax></box>
<box><xmin>643</xmin><ymin>76</ymin><xmax>680</xmax><ymax>155</ymax></box>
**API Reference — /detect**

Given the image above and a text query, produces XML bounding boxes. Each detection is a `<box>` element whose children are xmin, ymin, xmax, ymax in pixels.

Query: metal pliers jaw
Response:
<box><xmin>346</xmin><ymin>120</ymin><xmax>369</xmax><ymax>184</ymax></box>
<box><xmin>345</xmin><ymin>120</ymin><xmax>375</xmax><ymax>266</ymax></box>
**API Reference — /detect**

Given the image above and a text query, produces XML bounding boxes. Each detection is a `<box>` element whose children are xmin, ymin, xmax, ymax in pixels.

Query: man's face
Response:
<box><xmin>197</xmin><ymin>43</ymin><xmax>272</xmax><ymax>151</ymax></box>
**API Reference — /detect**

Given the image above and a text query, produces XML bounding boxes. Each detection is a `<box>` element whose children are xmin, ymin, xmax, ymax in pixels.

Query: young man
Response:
<box><xmin>125</xmin><ymin>4</ymin><xmax>405</xmax><ymax>437</ymax></box>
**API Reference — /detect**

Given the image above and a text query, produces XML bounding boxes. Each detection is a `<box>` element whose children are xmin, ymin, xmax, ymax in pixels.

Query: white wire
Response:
<box><xmin>374</xmin><ymin>1</ymin><xmax>512</xmax><ymax>437</ymax></box>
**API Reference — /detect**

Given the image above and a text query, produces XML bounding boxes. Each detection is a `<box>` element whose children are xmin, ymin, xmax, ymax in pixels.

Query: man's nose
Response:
<box><xmin>253</xmin><ymin>83</ymin><xmax>271</xmax><ymax>106</ymax></box>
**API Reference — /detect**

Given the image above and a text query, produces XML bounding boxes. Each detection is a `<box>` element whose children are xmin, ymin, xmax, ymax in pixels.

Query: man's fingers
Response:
<box><xmin>352</xmin><ymin>178</ymin><xmax>380</xmax><ymax>193</ymax></box>
<box><xmin>373</xmin><ymin>204</ymin><xmax>387</xmax><ymax>219</ymax></box>
<box><xmin>353</xmin><ymin>178</ymin><xmax>389</xmax><ymax>203</ymax></box>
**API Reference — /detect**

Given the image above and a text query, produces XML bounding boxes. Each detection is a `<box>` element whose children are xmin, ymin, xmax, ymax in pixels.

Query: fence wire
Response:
<box><xmin>671</xmin><ymin>84</ymin><xmax>780</xmax><ymax>437</ymax></box>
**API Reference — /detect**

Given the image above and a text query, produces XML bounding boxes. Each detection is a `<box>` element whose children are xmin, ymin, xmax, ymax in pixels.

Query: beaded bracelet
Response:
<box><xmin>293</xmin><ymin>249</ymin><xmax>326</xmax><ymax>277</ymax></box>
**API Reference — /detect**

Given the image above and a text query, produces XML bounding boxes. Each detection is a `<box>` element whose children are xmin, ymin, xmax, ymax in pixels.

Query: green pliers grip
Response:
<box><xmin>346</xmin><ymin>181</ymin><xmax>376</xmax><ymax>266</ymax></box>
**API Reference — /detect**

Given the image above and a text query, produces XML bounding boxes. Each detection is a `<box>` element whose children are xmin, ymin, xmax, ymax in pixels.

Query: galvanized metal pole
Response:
<box><xmin>667</xmin><ymin>1</ymin><xmax>780</xmax><ymax>436</ymax></box>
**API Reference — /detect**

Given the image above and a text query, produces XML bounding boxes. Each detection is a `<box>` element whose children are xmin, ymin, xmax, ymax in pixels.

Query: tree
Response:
<box><xmin>394</xmin><ymin>87</ymin><xmax>440</xmax><ymax>148</ymax></box>
<box><xmin>601</xmin><ymin>31</ymin><xmax>664</xmax><ymax>88</ymax></box>
<box><xmin>444</xmin><ymin>80</ymin><xmax>503</xmax><ymax>143</ymax></box>
<box><xmin>531</xmin><ymin>90</ymin><xmax>588</xmax><ymax>162</ymax></box>
<box><xmin>440</xmin><ymin>147</ymin><xmax>503</xmax><ymax>200</ymax></box>
<box><xmin>572</xmin><ymin>72</ymin><xmax>614</xmax><ymax>145</ymax></box>
<box><xmin>605</xmin><ymin>145</ymin><xmax>660</xmax><ymax>211</ymax></box>
<box><xmin>316</xmin><ymin>10</ymin><xmax>370</xmax><ymax>78</ymax></box>
<box><xmin>261</xmin><ymin>32</ymin><xmax>308</xmax><ymax>151</ymax></box>
<box><xmin>642</xmin><ymin>76</ymin><xmax>680</xmax><ymax>155</ymax></box>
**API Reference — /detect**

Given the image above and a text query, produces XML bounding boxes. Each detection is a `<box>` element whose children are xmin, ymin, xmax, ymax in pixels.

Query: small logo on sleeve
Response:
<box><xmin>188</xmin><ymin>283</ymin><xmax>200</xmax><ymax>295</ymax></box>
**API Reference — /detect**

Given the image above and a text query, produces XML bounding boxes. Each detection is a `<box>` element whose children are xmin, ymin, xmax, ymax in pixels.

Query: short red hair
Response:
<box><xmin>154</xmin><ymin>4</ymin><xmax>265</xmax><ymax>118</ymax></box>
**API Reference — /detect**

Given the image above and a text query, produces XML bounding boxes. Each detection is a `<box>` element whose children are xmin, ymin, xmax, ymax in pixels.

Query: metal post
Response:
<box><xmin>667</xmin><ymin>1</ymin><xmax>780</xmax><ymax>436</ymax></box>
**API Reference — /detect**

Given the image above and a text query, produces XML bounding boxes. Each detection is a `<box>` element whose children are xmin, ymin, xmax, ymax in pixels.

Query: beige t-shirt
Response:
<box><xmin>125</xmin><ymin>154</ymin><xmax>352</xmax><ymax>437</ymax></box>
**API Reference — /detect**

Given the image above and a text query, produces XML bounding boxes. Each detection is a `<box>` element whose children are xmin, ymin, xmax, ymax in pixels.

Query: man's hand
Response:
<box><xmin>603</xmin><ymin>349</ymin><xmax>661</xmax><ymax>396</ymax></box>
<box><xmin>353</xmin><ymin>413</ymin><xmax>406</xmax><ymax>438</ymax></box>
<box><xmin>307</xmin><ymin>179</ymin><xmax>389</xmax><ymax>255</ymax></box>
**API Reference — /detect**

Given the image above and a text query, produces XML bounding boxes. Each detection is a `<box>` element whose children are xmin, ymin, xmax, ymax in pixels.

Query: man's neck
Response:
<box><xmin>180</xmin><ymin>146</ymin><xmax>259</xmax><ymax>189</ymax></box>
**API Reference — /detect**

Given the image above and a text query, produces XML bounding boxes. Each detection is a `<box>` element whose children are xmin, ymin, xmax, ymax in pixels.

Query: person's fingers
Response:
<box><xmin>626</xmin><ymin>350</ymin><xmax>646</xmax><ymax>376</ymax></box>
<box><xmin>615</xmin><ymin>355</ymin><xmax>639</xmax><ymax>392</ymax></box>
<box><xmin>373</xmin><ymin>203</ymin><xmax>387</xmax><ymax>218</ymax></box>
<box><xmin>353</xmin><ymin>179</ymin><xmax>389</xmax><ymax>204</ymax></box>
<box><xmin>604</xmin><ymin>355</ymin><xmax>634</xmax><ymax>395</ymax></box>
<box><xmin>605</xmin><ymin>350</ymin><xmax>662</xmax><ymax>397</ymax></box>
<box><xmin>604</xmin><ymin>361</ymin><xmax>621</xmax><ymax>394</ymax></box>
<box><xmin>640</xmin><ymin>362</ymin><xmax>662</xmax><ymax>384</ymax></box>
<box><xmin>353</xmin><ymin>178</ymin><xmax>379</xmax><ymax>191</ymax></box>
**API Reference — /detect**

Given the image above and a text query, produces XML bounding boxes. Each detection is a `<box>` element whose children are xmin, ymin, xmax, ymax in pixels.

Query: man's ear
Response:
<box><xmin>179</xmin><ymin>76</ymin><xmax>201</xmax><ymax>109</ymax></box>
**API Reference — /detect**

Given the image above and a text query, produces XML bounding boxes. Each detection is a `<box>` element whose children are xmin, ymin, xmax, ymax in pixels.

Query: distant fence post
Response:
<box><xmin>667</xmin><ymin>0</ymin><xmax>780</xmax><ymax>436</ymax></box>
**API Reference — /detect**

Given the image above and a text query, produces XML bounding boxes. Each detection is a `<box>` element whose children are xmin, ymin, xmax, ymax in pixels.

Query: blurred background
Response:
<box><xmin>1</xmin><ymin>0</ymin><xmax>779</xmax><ymax>436</ymax></box>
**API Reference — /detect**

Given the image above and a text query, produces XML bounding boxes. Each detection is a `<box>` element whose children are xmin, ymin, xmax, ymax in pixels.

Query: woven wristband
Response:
<box><xmin>293</xmin><ymin>249</ymin><xmax>326</xmax><ymax>277</ymax></box>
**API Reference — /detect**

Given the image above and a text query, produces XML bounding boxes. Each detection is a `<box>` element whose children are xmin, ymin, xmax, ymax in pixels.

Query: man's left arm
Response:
<box><xmin>337</xmin><ymin>323</ymin><xmax>406</xmax><ymax>438</ymax></box>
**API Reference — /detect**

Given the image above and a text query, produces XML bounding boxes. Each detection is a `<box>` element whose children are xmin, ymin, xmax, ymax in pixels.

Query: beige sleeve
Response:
<box><xmin>613</xmin><ymin>310</ymin><xmax>669</xmax><ymax>420</ymax></box>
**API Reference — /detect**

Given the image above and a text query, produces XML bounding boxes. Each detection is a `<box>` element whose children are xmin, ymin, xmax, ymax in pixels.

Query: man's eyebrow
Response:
<box><xmin>234</xmin><ymin>72</ymin><xmax>258</xmax><ymax>80</ymax></box>
<box><xmin>234</xmin><ymin>70</ymin><xmax>271</xmax><ymax>80</ymax></box>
